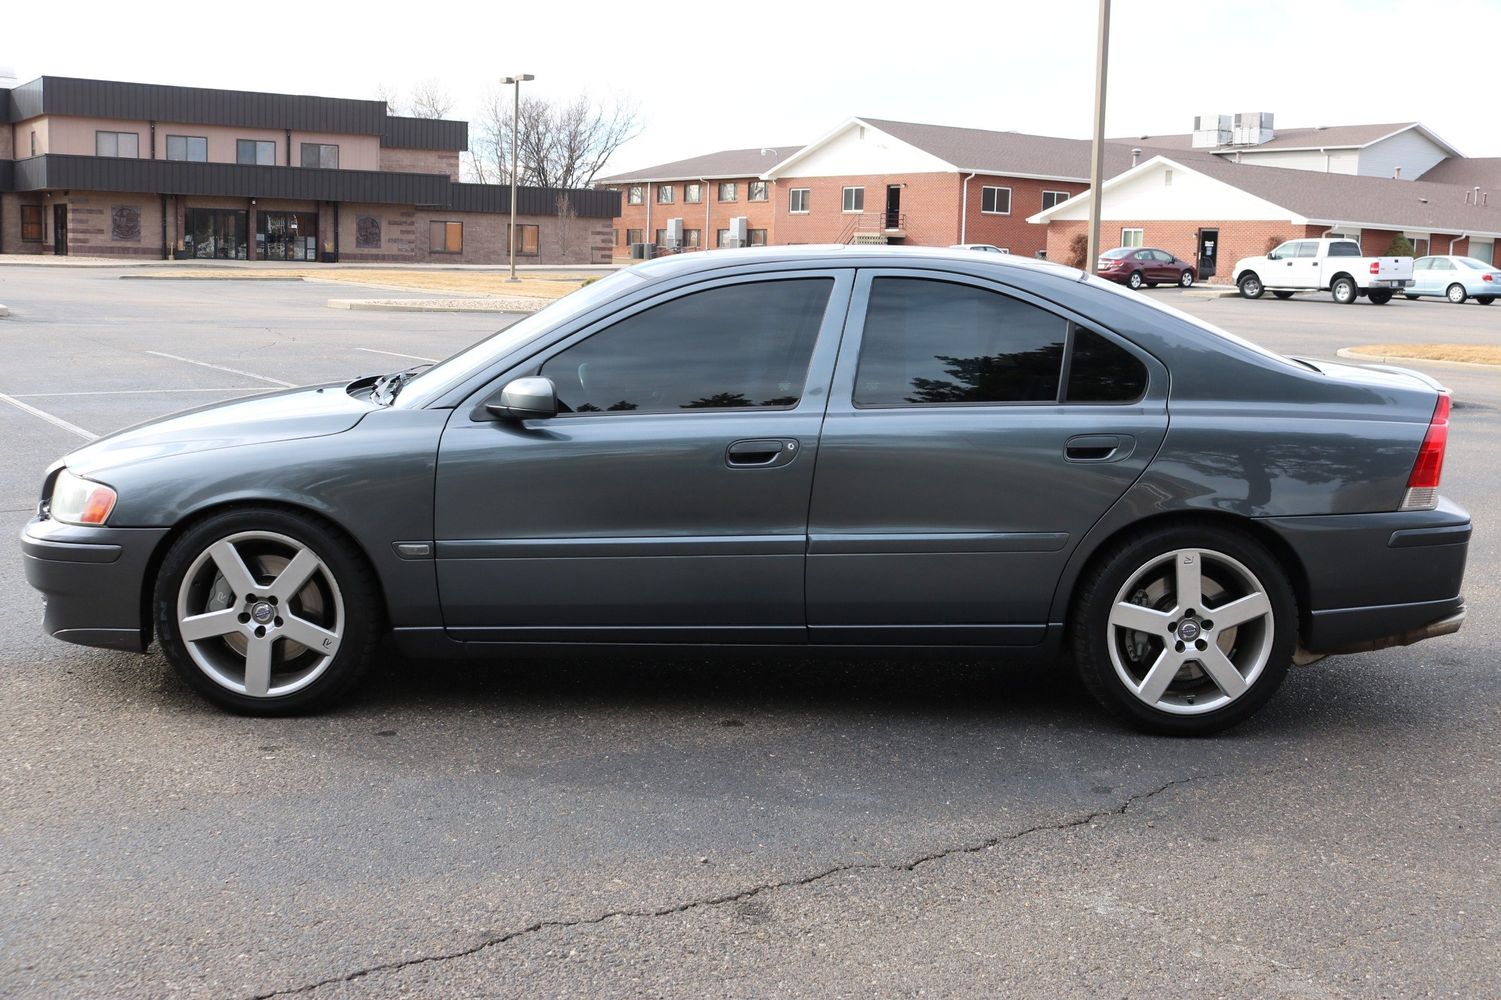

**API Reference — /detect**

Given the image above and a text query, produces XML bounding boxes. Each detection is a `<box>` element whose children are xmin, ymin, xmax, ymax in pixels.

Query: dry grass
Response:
<box><xmin>134</xmin><ymin>268</ymin><xmax>591</xmax><ymax>299</ymax></box>
<box><xmin>1346</xmin><ymin>344</ymin><xmax>1501</xmax><ymax>366</ymax></box>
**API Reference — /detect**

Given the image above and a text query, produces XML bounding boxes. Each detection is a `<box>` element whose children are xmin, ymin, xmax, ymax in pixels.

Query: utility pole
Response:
<box><xmin>1085</xmin><ymin>0</ymin><xmax>1111</xmax><ymax>275</ymax></box>
<box><xmin>504</xmin><ymin>74</ymin><xmax>534</xmax><ymax>282</ymax></box>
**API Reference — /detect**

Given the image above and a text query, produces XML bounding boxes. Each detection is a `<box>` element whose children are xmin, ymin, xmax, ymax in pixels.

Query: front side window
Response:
<box><xmin>789</xmin><ymin>188</ymin><xmax>810</xmax><ymax>213</ymax></box>
<box><xmin>717</xmin><ymin>182</ymin><xmax>737</xmax><ymax>202</ymax></box>
<box><xmin>539</xmin><ymin>278</ymin><xmax>833</xmax><ymax>414</ymax></box>
<box><xmin>95</xmin><ymin>131</ymin><xmax>139</xmax><ymax>158</ymax></box>
<box><xmin>166</xmin><ymin>135</ymin><xmax>208</xmax><ymax>162</ymax></box>
<box><xmin>508</xmin><ymin>224</ymin><xmax>539</xmax><ymax>257</ymax></box>
<box><xmin>842</xmin><ymin>186</ymin><xmax>864</xmax><ymax>212</ymax></box>
<box><xmin>1121</xmin><ymin>228</ymin><xmax>1144</xmax><ymax>248</ymax></box>
<box><xmin>237</xmin><ymin>139</ymin><xmax>277</xmax><ymax>165</ymax></box>
<box><xmin>684</xmin><ymin>183</ymin><xmax>702</xmax><ymax>204</ymax></box>
<box><xmin>300</xmin><ymin>143</ymin><xmax>340</xmax><ymax>169</ymax></box>
<box><xmin>748</xmin><ymin>181</ymin><xmax>768</xmax><ymax>202</ymax></box>
<box><xmin>657</xmin><ymin>185</ymin><xmax>675</xmax><ymax>204</ymax></box>
<box><xmin>1042</xmin><ymin>190</ymin><xmax>1070</xmax><ymax>210</ymax></box>
<box><xmin>429</xmin><ymin>220</ymin><xmax>463</xmax><ymax>253</ymax></box>
<box><xmin>21</xmin><ymin>205</ymin><xmax>43</xmax><ymax>242</ymax></box>
<box><xmin>981</xmin><ymin>186</ymin><xmax>1011</xmax><ymax>214</ymax></box>
<box><xmin>627</xmin><ymin>185</ymin><xmax>644</xmax><ymax>205</ymax></box>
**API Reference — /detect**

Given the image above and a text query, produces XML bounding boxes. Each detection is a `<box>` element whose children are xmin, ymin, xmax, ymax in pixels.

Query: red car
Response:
<box><xmin>1097</xmin><ymin>247</ymin><xmax>1196</xmax><ymax>289</ymax></box>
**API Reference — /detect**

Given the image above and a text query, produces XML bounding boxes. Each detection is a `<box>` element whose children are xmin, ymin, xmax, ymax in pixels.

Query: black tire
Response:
<box><xmin>1071</xmin><ymin>522</ymin><xmax>1297</xmax><ymax>736</ymax></box>
<box><xmin>1179</xmin><ymin>270</ymin><xmax>1195</xmax><ymax>288</ymax></box>
<box><xmin>1146</xmin><ymin>281</ymin><xmax>1158</xmax><ymax>288</ymax></box>
<box><xmin>1447</xmin><ymin>283</ymin><xmax>1468</xmax><ymax>304</ymax></box>
<box><xmin>153</xmin><ymin>506</ymin><xmax>382</xmax><ymax>715</ymax></box>
<box><xmin>1331</xmin><ymin>276</ymin><xmax>1358</xmax><ymax>304</ymax></box>
<box><xmin>1272</xmin><ymin>290</ymin><xmax>1295</xmax><ymax>300</ymax></box>
<box><xmin>1238</xmin><ymin>273</ymin><xmax>1264</xmax><ymax>299</ymax></box>
<box><xmin>1128</xmin><ymin>270</ymin><xmax>1144</xmax><ymax>290</ymax></box>
<box><xmin>1478</xmin><ymin>296</ymin><xmax>1494</xmax><ymax>305</ymax></box>
<box><xmin>1368</xmin><ymin>290</ymin><xmax>1393</xmax><ymax>305</ymax></box>
<box><xmin>1403</xmin><ymin>294</ymin><xmax>1420</xmax><ymax>300</ymax></box>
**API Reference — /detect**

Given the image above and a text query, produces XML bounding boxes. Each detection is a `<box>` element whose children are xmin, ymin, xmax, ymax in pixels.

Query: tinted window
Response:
<box><xmin>854</xmin><ymin>278</ymin><xmax>1066</xmax><ymax>406</ymax></box>
<box><xmin>1066</xmin><ymin>328</ymin><xmax>1147</xmax><ymax>403</ymax></box>
<box><xmin>1327</xmin><ymin>240</ymin><xmax>1361</xmax><ymax>257</ymax></box>
<box><xmin>541</xmin><ymin>279</ymin><xmax>832</xmax><ymax>414</ymax></box>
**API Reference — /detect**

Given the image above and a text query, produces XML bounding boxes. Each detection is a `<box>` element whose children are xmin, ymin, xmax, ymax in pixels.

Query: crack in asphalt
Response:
<box><xmin>246</xmin><ymin>772</ymin><xmax>1216</xmax><ymax>999</ymax></box>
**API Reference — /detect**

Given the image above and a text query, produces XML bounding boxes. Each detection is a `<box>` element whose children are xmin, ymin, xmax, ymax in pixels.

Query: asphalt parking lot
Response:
<box><xmin>2</xmin><ymin>267</ymin><xmax>1498</xmax><ymax>999</ymax></box>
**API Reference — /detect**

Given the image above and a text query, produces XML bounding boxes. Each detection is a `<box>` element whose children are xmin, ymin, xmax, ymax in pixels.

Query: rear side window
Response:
<box><xmin>1327</xmin><ymin>240</ymin><xmax>1361</xmax><ymax>257</ymax></box>
<box><xmin>541</xmin><ymin>279</ymin><xmax>832</xmax><ymax>413</ymax></box>
<box><xmin>1066</xmin><ymin>328</ymin><xmax>1147</xmax><ymax>403</ymax></box>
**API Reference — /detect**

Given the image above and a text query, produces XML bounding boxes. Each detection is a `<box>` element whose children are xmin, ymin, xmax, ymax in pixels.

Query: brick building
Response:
<box><xmin>0</xmin><ymin>75</ymin><xmax>619</xmax><ymax>264</ymax></box>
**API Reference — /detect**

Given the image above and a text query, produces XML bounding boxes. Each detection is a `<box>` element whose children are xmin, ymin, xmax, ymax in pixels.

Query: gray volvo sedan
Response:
<box><xmin>22</xmin><ymin>247</ymin><xmax>1469</xmax><ymax>734</ymax></box>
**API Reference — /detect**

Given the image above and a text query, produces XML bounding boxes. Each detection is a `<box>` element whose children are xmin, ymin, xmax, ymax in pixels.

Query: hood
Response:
<box><xmin>65</xmin><ymin>383</ymin><xmax>375</xmax><ymax>477</ymax></box>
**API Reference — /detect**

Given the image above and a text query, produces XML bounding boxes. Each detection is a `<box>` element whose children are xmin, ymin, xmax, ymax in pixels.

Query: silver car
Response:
<box><xmin>1406</xmin><ymin>255</ymin><xmax>1501</xmax><ymax>304</ymax></box>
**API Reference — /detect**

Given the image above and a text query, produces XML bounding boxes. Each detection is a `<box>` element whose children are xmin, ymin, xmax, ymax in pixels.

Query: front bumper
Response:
<box><xmin>20</xmin><ymin>517</ymin><xmax>169</xmax><ymax>652</ymax></box>
<box><xmin>1258</xmin><ymin>497</ymin><xmax>1471</xmax><ymax>653</ymax></box>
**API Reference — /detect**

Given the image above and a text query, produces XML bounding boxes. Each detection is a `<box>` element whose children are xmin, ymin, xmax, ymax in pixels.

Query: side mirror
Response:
<box><xmin>487</xmin><ymin>376</ymin><xmax>558</xmax><ymax>421</ymax></box>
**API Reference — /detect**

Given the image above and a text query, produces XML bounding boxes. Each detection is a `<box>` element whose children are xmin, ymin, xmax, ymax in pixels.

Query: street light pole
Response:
<box><xmin>1085</xmin><ymin>0</ymin><xmax>1111</xmax><ymax>275</ymax></box>
<box><xmin>504</xmin><ymin>73</ymin><xmax>534</xmax><ymax>282</ymax></box>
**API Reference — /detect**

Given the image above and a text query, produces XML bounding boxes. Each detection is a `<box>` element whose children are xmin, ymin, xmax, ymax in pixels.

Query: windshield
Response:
<box><xmin>391</xmin><ymin>268</ymin><xmax>649</xmax><ymax>408</ymax></box>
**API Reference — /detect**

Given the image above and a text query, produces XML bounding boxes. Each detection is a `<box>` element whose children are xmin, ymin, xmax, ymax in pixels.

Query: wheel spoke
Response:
<box><xmin>209</xmin><ymin>540</ymin><xmax>259</xmax><ymax>598</ymax></box>
<box><xmin>1109</xmin><ymin>602</ymin><xmax>1174</xmax><ymax>635</ymax></box>
<box><xmin>1174</xmin><ymin>551</ymin><xmax>1203</xmax><ymax>612</ymax></box>
<box><xmin>243</xmin><ymin>637</ymin><xmax>273</xmax><ymax>697</ymax></box>
<box><xmin>269</xmin><ymin>548</ymin><xmax>322</xmax><ymax>603</ymax></box>
<box><xmin>281</xmin><ymin>614</ymin><xmax>341</xmax><ymax>659</ymax></box>
<box><xmin>1137</xmin><ymin>649</ymin><xmax>1182</xmax><ymax>705</ymax></box>
<box><xmin>1211</xmin><ymin>592</ymin><xmax>1272</xmax><ymax>629</ymax></box>
<box><xmin>1196</xmin><ymin>644</ymin><xmax>1249</xmax><ymax>699</ymax></box>
<box><xmin>179</xmin><ymin>608</ymin><xmax>241</xmax><ymax>642</ymax></box>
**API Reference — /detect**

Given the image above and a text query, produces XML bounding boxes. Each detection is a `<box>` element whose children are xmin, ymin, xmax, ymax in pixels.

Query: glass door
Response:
<box><xmin>255</xmin><ymin>212</ymin><xmax>319</xmax><ymax>261</ymax></box>
<box><xmin>185</xmin><ymin>209</ymin><xmax>248</xmax><ymax>259</ymax></box>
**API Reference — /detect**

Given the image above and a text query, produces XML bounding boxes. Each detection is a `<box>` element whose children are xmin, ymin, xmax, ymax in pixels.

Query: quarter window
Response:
<box><xmin>237</xmin><ymin>139</ymin><xmax>277</xmax><ymax>165</ymax></box>
<box><xmin>1065</xmin><ymin>327</ymin><xmax>1147</xmax><ymax>403</ymax></box>
<box><xmin>95</xmin><ymin>131</ymin><xmax>139</xmax><ymax>158</ymax></box>
<box><xmin>429</xmin><ymin>220</ymin><xmax>463</xmax><ymax>253</ymax></box>
<box><xmin>539</xmin><ymin>279</ymin><xmax>833</xmax><ymax>414</ymax></box>
<box><xmin>789</xmin><ymin>188</ymin><xmax>810</xmax><ymax>213</ymax></box>
<box><xmin>842</xmin><ymin>186</ymin><xmax>864</xmax><ymax>212</ymax></box>
<box><xmin>300</xmin><ymin>143</ymin><xmax>340</xmax><ymax>169</ymax></box>
<box><xmin>981</xmin><ymin>186</ymin><xmax>1011</xmax><ymax>214</ymax></box>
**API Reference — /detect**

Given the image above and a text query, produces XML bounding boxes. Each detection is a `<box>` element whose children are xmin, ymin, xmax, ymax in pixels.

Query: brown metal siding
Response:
<box><xmin>380</xmin><ymin>116</ymin><xmax>469</xmax><ymax>151</ymax></box>
<box><xmin>449</xmin><ymin>182</ymin><xmax>621</xmax><ymax>218</ymax></box>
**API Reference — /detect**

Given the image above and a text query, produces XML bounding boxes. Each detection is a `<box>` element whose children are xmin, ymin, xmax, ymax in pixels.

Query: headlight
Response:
<box><xmin>49</xmin><ymin>469</ymin><xmax>118</xmax><ymax>526</ymax></box>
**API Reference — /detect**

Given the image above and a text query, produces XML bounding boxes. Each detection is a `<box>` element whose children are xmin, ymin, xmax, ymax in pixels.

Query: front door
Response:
<box><xmin>805</xmin><ymin>269</ymin><xmax>1169</xmax><ymax>643</ymax></box>
<box><xmin>1279</xmin><ymin>240</ymin><xmax>1322</xmax><ymax>288</ymax></box>
<box><xmin>1196</xmin><ymin>228</ymin><xmax>1219</xmax><ymax>278</ymax></box>
<box><xmin>52</xmin><ymin>205</ymin><xmax>67</xmax><ymax>255</ymax></box>
<box><xmin>885</xmin><ymin>185</ymin><xmax>902</xmax><ymax>229</ymax></box>
<box><xmin>432</xmin><ymin>271</ymin><xmax>852</xmax><ymax>640</ymax></box>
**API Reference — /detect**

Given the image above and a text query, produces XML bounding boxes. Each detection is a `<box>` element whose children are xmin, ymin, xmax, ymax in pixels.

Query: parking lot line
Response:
<box><xmin>14</xmin><ymin>387</ymin><xmax>269</xmax><ymax>398</ymax></box>
<box><xmin>145</xmin><ymin>351</ymin><xmax>296</xmax><ymax>387</ymax></box>
<box><xmin>0</xmin><ymin>391</ymin><xmax>98</xmax><ymax>441</ymax></box>
<box><xmin>355</xmin><ymin>347</ymin><xmax>439</xmax><ymax>363</ymax></box>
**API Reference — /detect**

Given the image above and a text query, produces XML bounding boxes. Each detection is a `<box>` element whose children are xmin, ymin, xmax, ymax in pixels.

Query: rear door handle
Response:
<box><xmin>1065</xmin><ymin>434</ymin><xmax>1132</xmax><ymax>462</ymax></box>
<box><xmin>727</xmin><ymin>438</ymin><xmax>799</xmax><ymax>468</ymax></box>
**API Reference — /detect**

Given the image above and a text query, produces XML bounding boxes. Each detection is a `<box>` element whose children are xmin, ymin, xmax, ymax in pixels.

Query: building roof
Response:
<box><xmin>598</xmin><ymin>146</ymin><xmax>800</xmax><ymax>184</ymax></box>
<box><xmin>1418</xmin><ymin>156</ymin><xmax>1501</xmax><ymax>189</ymax></box>
<box><xmin>1111</xmin><ymin>122</ymin><xmax>1427</xmax><ymax>153</ymax></box>
<box><xmin>853</xmin><ymin>117</ymin><xmax>1142</xmax><ymax>180</ymax></box>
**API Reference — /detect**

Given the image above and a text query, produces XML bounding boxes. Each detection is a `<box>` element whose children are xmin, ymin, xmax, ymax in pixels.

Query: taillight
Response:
<box><xmin>1401</xmin><ymin>393</ymin><xmax>1450</xmax><ymax>511</ymax></box>
<box><xmin>1484</xmin><ymin>273</ymin><xmax>1494</xmax><ymax>282</ymax></box>
<box><xmin>1369</xmin><ymin>261</ymin><xmax>1381</xmax><ymax>274</ymax></box>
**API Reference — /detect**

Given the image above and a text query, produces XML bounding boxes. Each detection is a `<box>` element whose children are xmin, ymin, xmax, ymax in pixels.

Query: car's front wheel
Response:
<box><xmin>1238</xmin><ymin>273</ymin><xmax>1264</xmax><ymax>299</ymax></box>
<box><xmin>1178</xmin><ymin>270</ymin><xmax>1195</xmax><ymax>288</ymax></box>
<box><xmin>1072</xmin><ymin>524</ymin><xmax>1296</xmax><ymax>736</ymax></box>
<box><xmin>153</xmin><ymin>507</ymin><xmax>381</xmax><ymax>715</ymax></box>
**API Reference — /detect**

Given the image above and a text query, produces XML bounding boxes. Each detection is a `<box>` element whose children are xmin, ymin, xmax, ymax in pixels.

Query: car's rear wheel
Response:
<box><xmin>1272</xmin><ymin>290</ymin><xmax>1294</xmax><ymax>300</ymax></box>
<box><xmin>1072</xmin><ymin>524</ymin><xmax>1296</xmax><ymax>736</ymax></box>
<box><xmin>1179</xmin><ymin>270</ymin><xmax>1195</xmax><ymax>288</ymax></box>
<box><xmin>1404</xmin><ymin>294</ymin><xmax>1420</xmax><ymax>300</ymax></box>
<box><xmin>1128</xmin><ymin>270</ymin><xmax>1144</xmax><ymax>290</ymax></box>
<box><xmin>1447</xmin><ymin>283</ymin><xmax>1468</xmax><ymax>304</ymax></box>
<box><xmin>153</xmin><ymin>507</ymin><xmax>380</xmax><ymax>715</ymax></box>
<box><xmin>1331</xmin><ymin>276</ymin><xmax>1358</xmax><ymax>304</ymax></box>
<box><xmin>1238</xmin><ymin>273</ymin><xmax>1264</xmax><ymax>299</ymax></box>
<box><xmin>1368</xmin><ymin>290</ymin><xmax>1393</xmax><ymax>305</ymax></box>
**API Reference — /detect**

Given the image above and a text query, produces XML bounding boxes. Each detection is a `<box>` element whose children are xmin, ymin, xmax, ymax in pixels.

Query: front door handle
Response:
<box><xmin>1065</xmin><ymin>434</ymin><xmax>1133</xmax><ymax>463</ymax></box>
<box><xmin>726</xmin><ymin>438</ymin><xmax>799</xmax><ymax>468</ymax></box>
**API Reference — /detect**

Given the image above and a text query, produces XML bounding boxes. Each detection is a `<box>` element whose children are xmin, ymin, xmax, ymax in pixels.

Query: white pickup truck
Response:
<box><xmin>1233</xmin><ymin>238</ymin><xmax>1414</xmax><ymax>304</ymax></box>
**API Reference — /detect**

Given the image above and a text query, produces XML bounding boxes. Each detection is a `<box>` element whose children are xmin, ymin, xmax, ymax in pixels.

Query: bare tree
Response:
<box><xmin>408</xmin><ymin>79</ymin><xmax>454</xmax><ymax>120</ymax></box>
<box><xmin>465</xmin><ymin>86</ymin><xmax>641</xmax><ymax>189</ymax></box>
<box><xmin>375</xmin><ymin>82</ymin><xmax>405</xmax><ymax>117</ymax></box>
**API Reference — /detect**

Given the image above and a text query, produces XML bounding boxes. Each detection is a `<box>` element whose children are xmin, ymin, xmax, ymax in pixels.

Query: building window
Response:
<box><xmin>29</xmin><ymin>130</ymin><xmax>37</xmax><ymax>156</ymax></box>
<box><xmin>1120</xmin><ymin>228</ymin><xmax>1144</xmax><ymax>248</ymax></box>
<box><xmin>715</xmin><ymin>228</ymin><xmax>731</xmax><ymax>248</ymax></box>
<box><xmin>166</xmin><ymin>135</ymin><xmax>208</xmax><ymax>162</ymax></box>
<box><xmin>508</xmin><ymin>224</ymin><xmax>540</xmax><ymax>257</ymax></box>
<box><xmin>1041</xmin><ymin>190</ymin><xmax>1069</xmax><ymax>211</ymax></box>
<box><xmin>683</xmin><ymin>228</ymin><xmax>701</xmax><ymax>249</ymax></box>
<box><xmin>627</xmin><ymin>228</ymin><xmax>643</xmax><ymax>246</ymax></box>
<box><xmin>980</xmin><ymin>186</ymin><xmax>1011</xmax><ymax>215</ymax></box>
<box><xmin>429</xmin><ymin>220</ymin><xmax>463</xmax><ymax>253</ymax></box>
<box><xmin>748</xmin><ymin>181</ymin><xmax>768</xmax><ymax>202</ymax></box>
<box><xmin>95</xmin><ymin>131</ymin><xmax>139</xmax><ymax>158</ymax></box>
<box><xmin>627</xmin><ymin>185</ymin><xmax>644</xmax><ymax>205</ymax></box>
<box><xmin>237</xmin><ymin>139</ymin><xmax>277</xmax><ymax>166</ymax></box>
<box><xmin>748</xmin><ymin>229</ymin><xmax>768</xmax><ymax>247</ymax></box>
<box><xmin>356</xmin><ymin>215</ymin><xmax>382</xmax><ymax>249</ymax></box>
<box><xmin>842</xmin><ymin>186</ymin><xmax>864</xmax><ymax>213</ymax></box>
<box><xmin>300</xmin><ymin>143</ymin><xmax>340</xmax><ymax>169</ymax></box>
<box><xmin>111</xmin><ymin>206</ymin><xmax>142</xmax><ymax>242</ymax></box>
<box><xmin>21</xmin><ymin>205</ymin><xmax>43</xmax><ymax>242</ymax></box>
<box><xmin>684</xmin><ymin>183</ymin><xmax>702</xmax><ymax>204</ymax></box>
<box><xmin>655</xmin><ymin>228</ymin><xmax>668</xmax><ymax>247</ymax></box>
<box><xmin>789</xmin><ymin>188</ymin><xmax>811</xmax><ymax>213</ymax></box>
<box><xmin>657</xmin><ymin>184</ymin><xmax>675</xmax><ymax>204</ymax></box>
<box><xmin>717</xmin><ymin>182</ymin><xmax>737</xmax><ymax>202</ymax></box>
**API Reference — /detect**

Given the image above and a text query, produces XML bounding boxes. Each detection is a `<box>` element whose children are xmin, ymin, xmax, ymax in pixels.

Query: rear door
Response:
<box><xmin>432</xmin><ymin>270</ymin><xmax>852</xmax><ymax>640</ymax></box>
<box><xmin>805</xmin><ymin>269</ymin><xmax>1169</xmax><ymax>643</ymax></box>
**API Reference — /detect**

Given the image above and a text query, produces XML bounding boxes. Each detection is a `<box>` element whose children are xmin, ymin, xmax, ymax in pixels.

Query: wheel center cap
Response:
<box><xmin>1178</xmin><ymin>620</ymin><xmax>1201</xmax><ymax>641</ymax></box>
<box><xmin>250</xmin><ymin>602</ymin><xmax>275</xmax><ymax>625</ymax></box>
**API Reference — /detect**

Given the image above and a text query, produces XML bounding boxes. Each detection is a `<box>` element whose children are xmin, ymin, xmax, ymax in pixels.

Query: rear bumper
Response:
<box><xmin>1258</xmin><ymin>497</ymin><xmax>1470</xmax><ymax>653</ymax></box>
<box><xmin>20</xmin><ymin>517</ymin><xmax>168</xmax><ymax>653</ymax></box>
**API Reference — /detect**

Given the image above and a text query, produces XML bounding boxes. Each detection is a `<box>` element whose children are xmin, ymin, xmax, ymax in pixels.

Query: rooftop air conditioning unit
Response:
<box><xmin>1191</xmin><ymin>113</ymin><xmax>1232</xmax><ymax>148</ymax></box>
<box><xmin>1232</xmin><ymin>112</ymin><xmax>1275</xmax><ymax>146</ymax></box>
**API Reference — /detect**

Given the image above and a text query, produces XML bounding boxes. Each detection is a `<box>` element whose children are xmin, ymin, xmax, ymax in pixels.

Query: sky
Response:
<box><xmin>7</xmin><ymin>0</ymin><xmax>1501</xmax><ymax>175</ymax></box>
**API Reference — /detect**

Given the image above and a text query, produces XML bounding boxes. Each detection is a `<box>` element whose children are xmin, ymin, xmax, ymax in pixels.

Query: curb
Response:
<box><xmin>327</xmin><ymin>298</ymin><xmax>543</xmax><ymax>314</ymax></box>
<box><xmin>1181</xmin><ymin>286</ymin><xmax>1240</xmax><ymax>299</ymax></box>
<box><xmin>120</xmin><ymin>274</ymin><xmax>305</xmax><ymax>281</ymax></box>
<box><xmin>1336</xmin><ymin>347</ymin><xmax>1501</xmax><ymax>371</ymax></box>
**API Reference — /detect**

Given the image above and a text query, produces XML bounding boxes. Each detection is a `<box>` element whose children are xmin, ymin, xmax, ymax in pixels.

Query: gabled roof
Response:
<box><xmin>597</xmin><ymin>146</ymin><xmax>799</xmax><ymax>184</ymax></box>
<box><xmin>1110</xmin><ymin>122</ymin><xmax>1461</xmax><ymax>158</ymax></box>
<box><xmin>1032</xmin><ymin>153</ymin><xmax>1501</xmax><ymax>237</ymax></box>
<box><xmin>857</xmin><ymin>117</ymin><xmax>1144</xmax><ymax>180</ymax></box>
<box><xmin>1417</xmin><ymin>156</ymin><xmax>1501</xmax><ymax>189</ymax></box>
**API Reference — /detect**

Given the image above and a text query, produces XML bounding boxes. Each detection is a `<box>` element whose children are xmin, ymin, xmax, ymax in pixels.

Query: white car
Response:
<box><xmin>1404</xmin><ymin>256</ymin><xmax>1500</xmax><ymax>305</ymax></box>
<box><xmin>1233</xmin><ymin>238</ymin><xmax>1414</xmax><ymax>305</ymax></box>
<box><xmin>950</xmin><ymin>243</ymin><xmax>1009</xmax><ymax>254</ymax></box>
